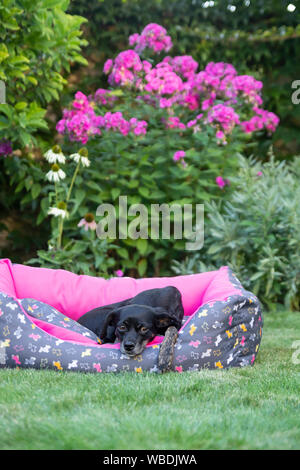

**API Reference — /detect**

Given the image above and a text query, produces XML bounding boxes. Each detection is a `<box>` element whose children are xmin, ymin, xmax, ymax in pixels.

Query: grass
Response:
<box><xmin>0</xmin><ymin>309</ymin><xmax>299</xmax><ymax>450</ymax></box>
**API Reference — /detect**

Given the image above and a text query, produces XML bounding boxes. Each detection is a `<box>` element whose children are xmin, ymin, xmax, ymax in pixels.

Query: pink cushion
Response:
<box><xmin>0</xmin><ymin>259</ymin><xmax>17</xmax><ymax>298</ymax></box>
<box><xmin>0</xmin><ymin>259</ymin><xmax>243</xmax><ymax>321</ymax></box>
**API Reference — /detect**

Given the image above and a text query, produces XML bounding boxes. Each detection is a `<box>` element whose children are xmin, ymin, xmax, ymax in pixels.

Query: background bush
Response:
<box><xmin>68</xmin><ymin>0</ymin><xmax>300</xmax><ymax>158</ymax></box>
<box><xmin>34</xmin><ymin>20</ymin><xmax>279</xmax><ymax>278</ymax></box>
<box><xmin>0</xmin><ymin>0</ymin><xmax>87</xmax><ymax>260</ymax></box>
<box><xmin>172</xmin><ymin>152</ymin><xmax>300</xmax><ymax>310</ymax></box>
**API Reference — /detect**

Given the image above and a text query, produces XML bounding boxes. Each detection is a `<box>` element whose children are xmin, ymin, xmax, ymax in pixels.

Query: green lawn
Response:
<box><xmin>0</xmin><ymin>310</ymin><xmax>299</xmax><ymax>450</ymax></box>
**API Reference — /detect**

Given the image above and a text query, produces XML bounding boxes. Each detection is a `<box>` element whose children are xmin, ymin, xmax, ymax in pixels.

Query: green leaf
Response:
<box><xmin>31</xmin><ymin>183</ymin><xmax>41</xmax><ymax>199</ymax></box>
<box><xmin>137</xmin><ymin>238</ymin><xmax>148</xmax><ymax>255</ymax></box>
<box><xmin>15</xmin><ymin>102</ymin><xmax>27</xmax><ymax>111</ymax></box>
<box><xmin>111</xmin><ymin>187</ymin><xmax>121</xmax><ymax>200</ymax></box>
<box><xmin>117</xmin><ymin>247</ymin><xmax>129</xmax><ymax>259</ymax></box>
<box><xmin>137</xmin><ymin>258</ymin><xmax>147</xmax><ymax>277</ymax></box>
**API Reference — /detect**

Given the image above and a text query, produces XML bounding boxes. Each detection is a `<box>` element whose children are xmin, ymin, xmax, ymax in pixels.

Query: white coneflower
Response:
<box><xmin>48</xmin><ymin>201</ymin><xmax>68</xmax><ymax>219</ymax></box>
<box><xmin>46</xmin><ymin>163</ymin><xmax>66</xmax><ymax>182</ymax></box>
<box><xmin>70</xmin><ymin>147</ymin><xmax>90</xmax><ymax>167</ymax></box>
<box><xmin>44</xmin><ymin>145</ymin><xmax>66</xmax><ymax>164</ymax></box>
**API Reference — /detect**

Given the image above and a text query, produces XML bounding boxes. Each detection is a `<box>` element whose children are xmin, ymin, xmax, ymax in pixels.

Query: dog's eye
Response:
<box><xmin>140</xmin><ymin>326</ymin><xmax>149</xmax><ymax>334</ymax></box>
<box><xmin>118</xmin><ymin>325</ymin><xmax>127</xmax><ymax>331</ymax></box>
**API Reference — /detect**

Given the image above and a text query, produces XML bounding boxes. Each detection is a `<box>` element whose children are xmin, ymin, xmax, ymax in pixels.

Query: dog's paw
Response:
<box><xmin>158</xmin><ymin>326</ymin><xmax>178</xmax><ymax>373</ymax></box>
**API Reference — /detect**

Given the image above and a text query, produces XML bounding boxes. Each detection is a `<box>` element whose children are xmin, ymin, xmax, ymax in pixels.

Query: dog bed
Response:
<box><xmin>0</xmin><ymin>258</ymin><xmax>263</xmax><ymax>373</ymax></box>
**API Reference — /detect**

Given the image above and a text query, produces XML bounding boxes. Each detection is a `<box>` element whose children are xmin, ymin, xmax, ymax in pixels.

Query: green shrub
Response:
<box><xmin>0</xmin><ymin>0</ymin><xmax>87</xmax><ymax>150</ymax></box>
<box><xmin>25</xmin><ymin>145</ymin><xmax>116</xmax><ymax>276</ymax></box>
<box><xmin>172</xmin><ymin>151</ymin><xmax>300</xmax><ymax>310</ymax></box>
<box><xmin>68</xmin><ymin>0</ymin><xmax>300</xmax><ymax>157</ymax></box>
<box><xmin>28</xmin><ymin>22</ymin><xmax>280</xmax><ymax>278</ymax></box>
<box><xmin>0</xmin><ymin>0</ymin><xmax>88</xmax><ymax>260</ymax></box>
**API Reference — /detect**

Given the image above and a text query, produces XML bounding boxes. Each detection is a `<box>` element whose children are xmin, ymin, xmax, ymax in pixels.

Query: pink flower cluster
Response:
<box><xmin>207</xmin><ymin>104</ymin><xmax>240</xmax><ymax>139</ymax></box>
<box><xmin>144</xmin><ymin>62</ymin><xmax>184</xmax><ymax>108</ymax></box>
<box><xmin>57</xmin><ymin>24</ymin><xmax>280</xmax><ymax>149</ymax></box>
<box><xmin>98</xmin><ymin>111</ymin><xmax>147</xmax><ymax>136</ymax></box>
<box><xmin>232</xmin><ymin>75</ymin><xmax>263</xmax><ymax>106</ymax></box>
<box><xmin>129</xmin><ymin>23</ymin><xmax>172</xmax><ymax>54</ymax></box>
<box><xmin>164</xmin><ymin>116</ymin><xmax>186</xmax><ymax>130</ymax></box>
<box><xmin>103</xmin><ymin>50</ymin><xmax>144</xmax><ymax>87</ymax></box>
<box><xmin>56</xmin><ymin>91</ymin><xmax>147</xmax><ymax>143</ymax></box>
<box><xmin>183</xmin><ymin>62</ymin><xmax>264</xmax><ymax>113</ymax></box>
<box><xmin>241</xmin><ymin>108</ymin><xmax>280</xmax><ymax>134</ymax></box>
<box><xmin>162</xmin><ymin>55</ymin><xmax>198</xmax><ymax>80</ymax></box>
<box><xmin>56</xmin><ymin>92</ymin><xmax>103</xmax><ymax>144</ymax></box>
<box><xmin>93</xmin><ymin>88</ymin><xmax>117</xmax><ymax>107</ymax></box>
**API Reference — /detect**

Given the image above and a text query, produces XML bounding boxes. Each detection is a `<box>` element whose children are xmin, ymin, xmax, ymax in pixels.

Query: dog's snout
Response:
<box><xmin>124</xmin><ymin>341</ymin><xmax>135</xmax><ymax>352</ymax></box>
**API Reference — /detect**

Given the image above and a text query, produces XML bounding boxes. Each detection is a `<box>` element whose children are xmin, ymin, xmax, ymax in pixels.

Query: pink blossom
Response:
<box><xmin>173</xmin><ymin>150</ymin><xmax>186</xmax><ymax>161</ymax></box>
<box><xmin>94</xmin><ymin>88</ymin><xmax>117</xmax><ymax>107</ymax></box>
<box><xmin>216</xmin><ymin>176</ymin><xmax>230</xmax><ymax>189</ymax></box>
<box><xmin>144</xmin><ymin>62</ymin><xmax>183</xmax><ymax>97</ymax></box>
<box><xmin>56</xmin><ymin>97</ymin><xmax>102</xmax><ymax>144</ymax></box>
<box><xmin>103</xmin><ymin>59</ymin><xmax>113</xmax><ymax>74</ymax></box>
<box><xmin>105</xmin><ymin>50</ymin><xmax>143</xmax><ymax>87</ymax></box>
<box><xmin>163</xmin><ymin>55</ymin><xmax>198</xmax><ymax>80</ymax></box>
<box><xmin>207</xmin><ymin>104</ymin><xmax>240</xmax><ymax>134</ymax></box>
<box><xmin>240</xmin><ymin>108</ymin><xmax>279</xmax><ymax>134</ymax></box>
<box><xmin>128</xmin><ymin>33</ymin><xmax>140</xmax><ymax>47</ymax></box>
<box><xmin>115</xmin><ymin>269</ymin><xmax>124</xmax><ymax>277</ymax></box>
<box><xmin>78</xmin><ymin>218</ymin><xmax>97</xmax><ymax>231</ymax></box>
<box><xmin>129</xmin><ymin>23</ymin><xmax>172</xmax><ymax>54</ymax></box>
<box><xmin>233</xmin><ymin>75</ymin><xmax>263</xmax><ymax>106</ymax></box>
<box><xmin>216</xmin><ymin>130</ymin><xmax>225</xmax><ymax>140</ymax></box>
<box><xmin>164</xmin><ymin>116</ymin><xmax>186</xmax><ymax>130</ymax></box>
<box><xmin>73</xmin><ymin>91</ymin><xmax>90</xmax><ymax>112</ymax></box>
<box><xmin>98</xmin><ymin>111</ymin><xmax>147</xmax><ymax>137</ymax></box>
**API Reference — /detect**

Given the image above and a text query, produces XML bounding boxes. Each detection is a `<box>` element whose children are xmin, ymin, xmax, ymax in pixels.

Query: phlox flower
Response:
<box><xmin>173</xmin><ymin>150</ymin><xmax>186</xmax><ymax>161</ymax></box>
<box><xmin>56</xmin><ymin>93</ymin><xmax>102</xmax><ymax>144</ymax></box>
<box><xmin>216</xmin><ymin>176</ymin><xmax>230</xmax><ymax>189</ymax></box>
<box><xmin>240</xmin><ymin>108</ymin><xmax>279</xmax><ymax>134</ymax></box>
<box><xmin>207</xmin><ymin>104</ymin><xmax>240</xmax><ymax>134</ymax></box>
<box><xmin>115</xmin><ymin>270</ymin><xmax>124</xmax><ymax>277</ymax></box>
<box><xmin>129</xmin><ymin>23</ymin><xmax>172</xmax><ymax>54</ymax></box>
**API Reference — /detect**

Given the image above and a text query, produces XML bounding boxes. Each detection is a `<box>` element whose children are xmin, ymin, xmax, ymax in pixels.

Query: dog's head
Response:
<box><xmin>99</xmin><ymin>304</ymin><xmax>175</xmax><ymax>357</ymax></box>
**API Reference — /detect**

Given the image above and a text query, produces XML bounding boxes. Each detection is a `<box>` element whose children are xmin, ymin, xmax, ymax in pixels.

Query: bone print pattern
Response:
<box><xmin>173</xmin><ymin>269</ymin><xmax>263</xmax><ymax>371</ymax></box>
<box><xmin>0</xmin><ymin>268</ymin><xmax>263</xmax><ymax>373</ymax></box>
<box><xmin>19</xmin><ymin>298</ymin><xmax>100</xmax><ymax>343</ymax></box>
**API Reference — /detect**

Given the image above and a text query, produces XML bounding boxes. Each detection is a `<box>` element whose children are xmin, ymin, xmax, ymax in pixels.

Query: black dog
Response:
<box><xmin>77</xmin><ymin>286</ymin><xmax>184</xmax><ymax>357</ymax></box>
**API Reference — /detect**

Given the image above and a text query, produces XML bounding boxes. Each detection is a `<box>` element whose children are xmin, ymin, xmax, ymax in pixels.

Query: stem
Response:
<box><xmin>57</xmin><ymin>216</ymin><xmax>64</xmax><ymax>250</ymax></box>
<box><xmin>54</xmin><ymin>181</ymin><xmax>59</xmax><ymax>206</ymax></box>
<box><xmin>57</xmin><ymin>160</ymin><xmax>80</xmax><ymax>250</ymax></box>
<box><xmin>66</xmin><ymin>160</ymin><xmax>81</xmax><ymax>204</ymax></box>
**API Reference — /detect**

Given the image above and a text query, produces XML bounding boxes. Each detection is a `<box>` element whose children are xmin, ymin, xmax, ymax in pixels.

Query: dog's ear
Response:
<box><xmin>99</xmin><ymin>310</ymin><xmax>119</xmax><ymax>340</ymax></box>
<box><xmin>153</xmin><ymin>307</ymin><xmax>174</xmax><ymax>332</ymax></box>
